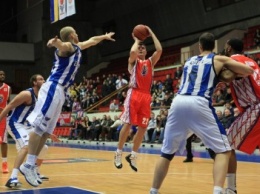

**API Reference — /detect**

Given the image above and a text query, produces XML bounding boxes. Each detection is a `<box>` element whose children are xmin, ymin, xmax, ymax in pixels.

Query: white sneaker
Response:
<box><xmin>34</xmin><ymin>165</ymin><xmax>42</xmax><ymax>184</ymax></box>
<box><xmin>19</xmin><ymin>164</ymin><xmax>39</xmax><ymax>187</ymax></box>
<box><xmin>224</xmin><ymin>188</ymin><xmax>237</xmax><ymax>194</ymax></box>
<box><xmin>125</xmin><ymin>154</ymin><xmax>137</xmax><ymax>172</ymax></box>
<box><xmin>5</xmin><ymin>177</ymin><xmax>22</xmax><ymax>189</ymax></box>
<box><xmin>114</xmin><ymin>152</ymin><xmax>123</xmax><ymax>169</ymax></box>
<box><xmin>150</xmin><ymin>191</ymin><xmax>158</xmax><ymax>194</ymax></box>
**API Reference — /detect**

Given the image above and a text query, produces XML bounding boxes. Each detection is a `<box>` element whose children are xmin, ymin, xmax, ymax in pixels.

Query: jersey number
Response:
<box><xmin>142</xmin><ymin>117</ymin><xmax>149</xmax><ymax>125</ymax></box>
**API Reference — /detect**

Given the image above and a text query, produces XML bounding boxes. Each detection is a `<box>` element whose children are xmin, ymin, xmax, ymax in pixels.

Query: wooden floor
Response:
<box><xmin>0</xmin><ymin>143</ymin><xmax>259</xmax><ymax>194</ymax></box>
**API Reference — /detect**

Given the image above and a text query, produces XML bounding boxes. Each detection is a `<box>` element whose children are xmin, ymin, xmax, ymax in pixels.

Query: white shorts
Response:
<box><xmin>7</xmin><ymin>122</ymin><xmax>33</xmax><ymax>152</ymax></box>
<box><xmin>161</xmin><ymin>95</ymin><xmax>231</xmax><ymax>155</ymax></box>
<box><xmin>27</xmin><ymin>81</ymin><xmax>65</xmax><ymax>134</ymax></box>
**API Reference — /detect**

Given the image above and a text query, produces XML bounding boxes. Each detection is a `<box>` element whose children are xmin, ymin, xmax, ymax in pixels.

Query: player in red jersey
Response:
<box><xmin>0</xmin><ymin>70</ymin><xmax>11</xmax><ymax>173</ymax></box>
<box><xmin>114</xmin><ymin>26</ymin><xmax>162</xmax><ymax>171</ymax></box>
<box><xmin>223</xmin><ymin>38</ymin><xmax>260</xmax><ymax>194</ymax></box>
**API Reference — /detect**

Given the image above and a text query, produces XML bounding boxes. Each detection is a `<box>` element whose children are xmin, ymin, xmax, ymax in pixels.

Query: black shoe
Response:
<box><xmin>125</xmin><ymin>154</ymin><xmax>137</xmax><ymax>172</ymax></box>
<box><xmin>183</xmin><ymin>158</ymin><xmax>193</xmax><ymax>163</ymax></box>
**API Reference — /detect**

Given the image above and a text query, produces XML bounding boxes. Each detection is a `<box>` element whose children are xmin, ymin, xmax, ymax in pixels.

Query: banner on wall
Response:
<box><xmin>50</xmin><ymin>0</ymin><xmax>76</xmax><ymax>23</ymax></box>
<box><xmin>57</xmin><ymin>112</ymin><xmax>72</xmax><ymax>126</ymax></box>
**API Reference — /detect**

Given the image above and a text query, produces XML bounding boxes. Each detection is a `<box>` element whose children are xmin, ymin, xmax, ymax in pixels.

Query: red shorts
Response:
<box><xmin>0</xmin><ymin>117</ymin><xmax>7</xmax><ymax>144</ymax></box>
<box><xmin>228</xmin><ymin>103</ymin><xmax>260</xmax><ymax>154</ymax></box>
<box><xmin>120</xmin><ymin>89</ymin><xmax>151</xmax><ymax>128</ymax></box>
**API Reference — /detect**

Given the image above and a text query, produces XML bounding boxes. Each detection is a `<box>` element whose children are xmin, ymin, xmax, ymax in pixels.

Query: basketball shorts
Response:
<box><xmin>7</xmin><ymin>122</ymin><xmax>33</xmax><ymax>151</ymax></box>
<box><xmin>120</xmin><ymin>88</ymin><xmax>151</xmax><ymax>128</ymax></box>
<box><xmin>27</xmin><ymin>81</ymin><xmax>65</xmax><ymax>134</ymax></box>
<box><xmin>161</xmin><ymin>95</ymin><xmax>231</xmax><ymax>155</ymax></box>
<box><xmin>227</xmin><ymin>103</ymin><xmax>260</xmax><ymax>154</ymax></box>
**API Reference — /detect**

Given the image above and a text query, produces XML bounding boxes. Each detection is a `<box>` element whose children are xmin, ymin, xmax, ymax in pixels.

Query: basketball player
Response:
<box><xmin>0</xmin><ymin>74</ymin><xmax>50</xmax><ymax>188</ymax></box>
<box><xmin>149</xmin><ymin>33</ymin><xmax>254</xmax><ymax>194</ymax></box>
<box><xmin>114</xmin><ymin>26</ymin><xmax>162</xmax><ymax>171</ymax></box>
<box><xmin>0</xmin><ymin>70</ymin><xmax>11</xmax><ymax>173</ymax></box>
<box><xmin>221</xmin><ymin>38</ymin><xmax>260</xmax><ymax>194</ymax></box>
<box><xmin>19</xmin><ymin>26</ymin><xmax>115</xmax><ymax>187</ymax></box>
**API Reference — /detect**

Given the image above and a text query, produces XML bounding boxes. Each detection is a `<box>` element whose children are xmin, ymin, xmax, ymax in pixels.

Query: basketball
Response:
<box><xmin>133</xmin><ymin>24</ymin><xmax>149</xmax><ymax>41</ymax></box>
<box><xmin>218</xmin><ymin>68</ymin><xmax>237</xmax><ymax>83</ymax></box>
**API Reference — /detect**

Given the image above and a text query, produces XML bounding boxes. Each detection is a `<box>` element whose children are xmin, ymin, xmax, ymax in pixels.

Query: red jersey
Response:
<box><xmin>0</xmin><ymin>83</ymin><xmax>10</xmax><ymax>112</ymax></box>
<box><xmin>0</xmin><ymin>83</ymin><xmax>10</xmax><ymax>143</ymax></box>
<box><xmin>230</xmin><ymin>54</ymin><xmax>260</xmax><ymax>112</ymax></box>
<box><xmin>128</xmin><ymin>58</ymin><xmax>153</xmax><ymax>93</ymax></box>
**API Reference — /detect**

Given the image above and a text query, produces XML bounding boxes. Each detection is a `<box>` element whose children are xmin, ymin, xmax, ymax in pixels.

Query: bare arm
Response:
<box><xmin>77</xmin><ymin>32</ymin><xmax>115</xmax><ymax>50</ymax></box>
<box><xmin>146</xmin><ymin>26</ymin><xmax>163</xmax><ymax>67</ymax></box>
<box><xmin>0</xmin><ymin>91</ymin><xmax>31</xmax><ymax>122</ymax></box>
<box><xmin>214</xmin><ymin>55</ymin><xmax>254</xmax><ymax>76</ymax></box>
<box><xmin>47</xmin><ymin>36</ymin><xmax>74</xmax><ymax>53</ymax></box>
<box><xmin>128</xmin><ymin>36</ymin><xmax>140</xmax><ymax>73</ymax></box>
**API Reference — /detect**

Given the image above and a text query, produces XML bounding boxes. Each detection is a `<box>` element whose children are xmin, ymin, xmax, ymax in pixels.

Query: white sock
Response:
<box><xmin>11</xmin><ymin>168</ymin><xmax>19</xmax><ymax>178</ymax></box>
<box><xmin>213</xmin><ymin>186</ymin><xmax>223</xmax><ymax>194</ymax></box>
<box><xmin>131</xmin><ymin>151</ymin><xmax>137</xmax><ymax>156</ymax></box>
<box><xmin>116</xmin><ymin>149</ymin><xmax>122</xmax><ymax>153</ymax></box>
<box><xmin>2</xmin><ymin>157</ymin><xmax>7</xmax><ymax>162</ymax></box>
<box><xmin>226</xmin><ymin>173</ymin><xmax>236</xmax><ymax>191</ymax></box>
<box><xmin>150</xmin><ymin>188</ymin><xmax>158</xmax><ymax>194</ymax></box>
<box><xmin>26</xmin><ymin>154</ymin><xmax>37</xmax><ymax>166</ymax></box>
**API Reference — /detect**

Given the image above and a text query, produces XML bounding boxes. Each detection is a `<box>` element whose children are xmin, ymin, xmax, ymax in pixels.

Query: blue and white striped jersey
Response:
<box><xmin>178</xmin><ymin>53</ymin><xmax>217</xmax><ymax>99</ymax></box>
<box><xmin>47</xmin><ymin>44</ymin><xmax>82</xmax><ymax>90</ymax></box>
<box><xmin>8</xmin><ymin>88</ymin><xmax>36</xmax><ymax>124</ymax></box>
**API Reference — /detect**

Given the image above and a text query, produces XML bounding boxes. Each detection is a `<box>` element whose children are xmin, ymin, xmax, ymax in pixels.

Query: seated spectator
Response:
<box><xmin>164</xmin><ymin>74</ymin><xmax>173</xmax><ymax>92</ymax></box>
<box><xmin>109</xmin><ymin>99</ymin><xmax>119</xmax><ymax>112</ymax></box>
<box><xmin>117</xmin><ymin>91</ymin><xmax>127</xmax><ymax>105</ymax></box>
<box><xmin>110</xmin><ymin>115</ymin><xmax>122</xmax><ymax>141</ymax></box>
<box><xmin>221</xmin><ymin>108</ymin><xmax>234</xmax><ymax>131</ymax></box>
<box><xmin>174</xmin><ymin>66</ymin><xmax>183</xmax><ymax>80</ymax></box>
<box><xmin>89</xmin><ymin>116</ymin><xmax>101</xmax><ymax>141</ymax></box>
<box><xmin>101</xmin><ymin>115</ymin><xmax>114</xmax><ymax>141</ymax></box>
<box><xmin>212</xmin><ymin>89</ymin><xmax>225</xmax><ymax>106</ymax></box>
<box><xmin>68</xmin><ymin>117</ymin><xmax>80</xmax><ymax>140</ymax></box>
<box><xmin>115</xmin><ymin>75</ymin><xmax>128</xmax><ymax>90</ymax></box>
<box><xmin>144</xmin><ymin>112</ymin><xmax>156</xmax><ymax>143</ymax></box>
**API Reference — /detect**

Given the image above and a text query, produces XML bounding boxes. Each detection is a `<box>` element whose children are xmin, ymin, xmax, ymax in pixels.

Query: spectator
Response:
<box><xmin>115</xmin><ymin>75</ymin><xmax>128</xmax><ymax>90</ymax></box>
<box><xmin>164</xmin><ymin>74</ymin><xmax>173</xmax><ymax>92</ymax></box>
<box><xmin>174</xmin><ymin>66</ymin><xmax>183</xmax><ymax>80</ymax></box>
<box><xmin>109</xmin><ymin>115</ymin><xmax>122</xmax><ymax>141</ymax></box>
<box><xmin>144</xmin><ymin>112</ymin><xmax>156</xmax><ymax>142</ymax></box>
<box><xmin>109</xmin><ymin>99</ymin><xmax>119</xmax><ymax>112</ymax></box>
<box><xmin>212</xmin><ymin>89</ymin><xmax>225</xmax><ymax>106</ymax></box>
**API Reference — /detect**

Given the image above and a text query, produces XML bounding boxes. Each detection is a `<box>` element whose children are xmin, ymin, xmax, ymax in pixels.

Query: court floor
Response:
<box><xmin>0</xmin><ymin>140</ymin><xmax>259</xmax><ymax>194</ymax></box>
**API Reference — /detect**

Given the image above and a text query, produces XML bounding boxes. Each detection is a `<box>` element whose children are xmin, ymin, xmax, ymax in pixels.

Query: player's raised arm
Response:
<box><xmin>78</xmin><ymin>32</ymin><xmax>115</xmax><ymax>50</ymax></box>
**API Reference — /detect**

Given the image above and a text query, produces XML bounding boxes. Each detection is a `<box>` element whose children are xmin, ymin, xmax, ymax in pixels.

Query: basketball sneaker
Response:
<box><xmin>2</xmin><ymin>161</ymin><xmax>9</xmax><ymax>173</ymax></box>
<box><xmin>224</xmin><ymin>188</ymin><xmax>237</xmax><ymax>194</ymax></box>
<box><xmin>37</xmin><ymin>173</ymin><xmax>49</xmax><ymax>181</ymax></box>
<box><xmin>5</xmin><ymin>177</ymin><xmax>22</xmax><ymax>189</ymax></box>
<box><xmin>34</xmin><ymin>165</ymin><xmax>43</xmax><ymax>184</ymax></box>
<box><xmin>19</xmin><ymin>163</ymin><xmax>39</xmax><ymax>187</ymax></box>
<box><xmin>125</xmin><ymin>154</ymin><xmax>137</xmax><ymax>172</ymax></box>
<box><xmin>114</xmin><ymin>151</ymin><xmax>123</xmax><ymax>169</ymax></box>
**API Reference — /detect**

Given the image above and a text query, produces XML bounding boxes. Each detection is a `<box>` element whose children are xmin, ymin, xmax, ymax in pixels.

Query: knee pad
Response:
<box><xmin>161</xmin><ymin>152</ymin><xmax>175</xmax><ymax>161</ymax></box>
<box><xmin>34</xmin><ymin>126</ymin><xmax>44</xmax><ymax>136</ymax></box>
<box><xmin>38</xmin><ymin>145</ymin><xmax>48</xmax><ymax>159</ymax></box>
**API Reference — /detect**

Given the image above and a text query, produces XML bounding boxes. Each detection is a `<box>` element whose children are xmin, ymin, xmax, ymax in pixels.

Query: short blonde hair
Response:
<box><xmin>60</xmin><ymin>26</ymin><xmax>74</xmax><ymax>42</ymax></box>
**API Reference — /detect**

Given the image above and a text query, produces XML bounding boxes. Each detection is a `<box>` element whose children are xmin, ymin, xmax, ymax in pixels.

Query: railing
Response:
<box><xmin>85</xmin><ymin>84</ymin><xmax>128</xmax><ymax>113</ymax></box>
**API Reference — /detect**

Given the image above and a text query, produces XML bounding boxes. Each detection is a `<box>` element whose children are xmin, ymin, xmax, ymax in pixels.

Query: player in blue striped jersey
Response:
<box><xmin>0</xmin><ymin>74</ymin><xmax>51</xmax><ymax>188</ymax></box>
<box><xmin>150</xmin><ymin>32</ymin><xmax>254</xmax><ymax>194</ymax></box>
<box><xmin>19</xmin><ymin>26</ymin><xmax>115</xmax><ymax>187</ymax></box>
